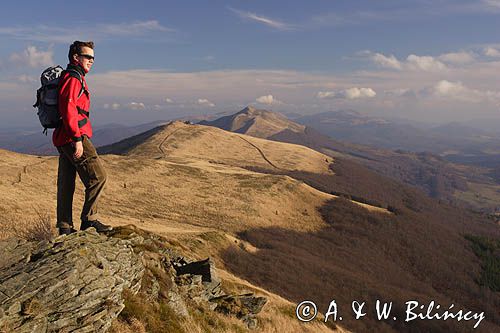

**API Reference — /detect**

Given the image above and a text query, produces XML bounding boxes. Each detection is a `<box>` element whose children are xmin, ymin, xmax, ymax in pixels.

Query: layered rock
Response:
<box><xmin>0</xmin><ymin>225</ymin><xmax>267</xmax><ymax>332</ymax></box>
<box><xmin>0</xmin><ymin>228</ymin><xmax>144</xmax><ymax>332</ymax></box>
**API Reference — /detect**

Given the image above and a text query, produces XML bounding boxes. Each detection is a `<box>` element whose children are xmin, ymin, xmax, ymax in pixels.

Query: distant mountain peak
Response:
<box><xmin>237</xmin><ymin>105</ymin><xmax>271</xmax><ymax>117</ymax></box>
<box><xmin>200</xmin><ymin>107</ymin><xmax>305</xmax><ymax>138</ymax></box>
<box><xmin>240</xmin><ymin>105</ymin><xmax>257</xmax><ymax>114</ymax></box>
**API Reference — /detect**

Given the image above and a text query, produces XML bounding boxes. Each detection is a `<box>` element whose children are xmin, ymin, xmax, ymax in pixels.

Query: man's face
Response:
<box><xmin>75</xmin><ymin>46</ymin><xmax>94</xmax><ymax>72</ymax></box>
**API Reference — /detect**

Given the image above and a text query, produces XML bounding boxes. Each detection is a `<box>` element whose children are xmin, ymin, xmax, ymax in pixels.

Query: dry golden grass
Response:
<box><xmin>0</xmin><ymin>122</ymin><xmax>387</xmax><ymax>240</ymax></box>
<box><xmin>10</xmin><ymin>207</ymin><xmax>55</xmax><ymax>242</ymax></box>
<box><xmin>230</xmin><ymin>108</ymin><xmax>306</xmax><ymax>138</ymax></box>
<box><xmin>0</xmin><ymin>124</ymin><xmax>391</xmax><ymax>333</ymax></box>
<box><xmin>116</xmin><ymin>121</ymin><xmax>333</xmax><ymax>175</ymax></box>
<box><xmin>108</xmin><ymin>266</ymin><xmax>345</xmax><ymax>333</ymax></box>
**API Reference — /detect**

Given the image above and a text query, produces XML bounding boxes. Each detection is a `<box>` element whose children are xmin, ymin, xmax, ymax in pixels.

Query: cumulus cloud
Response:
<box><xmin>103</xmin><ymin>103</ymin><xmax>121</xmax><ymax>110</ymax></box>
<box><xmin>433</xmin><ymin>80</ymin><xmax>468</xmax><ymax>97</ymax></box>
<box><xmin>362</xmin><ymin>51</ymin><xmax>452</xmax><ymax>71</ymax></box>
<box><xmin>103</xmin><ymin>102</ymin><xmax>148</xmax><ymax>110</ymax></box>
<box><xmin>228</xmin><ymin>7</ymin><xmax>295</xmax><ymax>31</ymax></box>
<box><xmin>426</xmin><ymin>80</ymin><xmax>500</xmax><ymax>104</ymax></box>
<box><xmin>80</xmin><ymin>65</ymin><xmax>500</xmax><ymax>120</ymax></box>
<box><xmin>484</xmin><ymin>46</ymin><xmax>500</xmax><ymax>57</ymax></box>
<box><xmin>438</xmin><ymin>51</ymin><xmax>475</xmax><ymax>64</ymax></box>
<box><xmin>371</xmin><ymin>52</ymin><xmax>402</xmax><ymax>70</ymax></box>
<box><xmin>255</xmin><ymin>94</ymin><xmax>283</xmax><ymax>105</ymax></box>
<box><xmin>127</xmin><ymin>102</ymin><xmax>146</xmax><ymax>110</ymax></box>
<box><xmin>317</xmin><ymin>87</ymin><xmax>376</xmax><ymax>99</ymax></box>
<box><xmin>164</xmin><ymin>98</ymin><xmax>174</xmax><ymax>103</ymax></box>
<box><xmin>197</xmin><ymin>98</ymin><xmax>215</xmax><ymax>107</ymax></box>
<box><xmin>406</xmin><ymin>55</ymin><xmax>447</xmax><ymax>71</ymax></box>
<box><xmin>9</xmin><ymin>46</ymin><xmax>53</xmax><ymax>68</ymax></box>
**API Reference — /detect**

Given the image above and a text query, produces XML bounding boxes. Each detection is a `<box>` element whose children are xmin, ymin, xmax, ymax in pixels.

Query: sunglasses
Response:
<box><xmin>79</xmin><ymin>54</ymin><xmax>95</xmax><ymax>60</ymax></box>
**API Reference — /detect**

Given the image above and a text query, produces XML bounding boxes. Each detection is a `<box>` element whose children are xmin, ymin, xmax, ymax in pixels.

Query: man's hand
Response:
<box><xmin>73</xmin><ymin>141</ymin><xmax>83</xmax><ymax>159</ymax></box>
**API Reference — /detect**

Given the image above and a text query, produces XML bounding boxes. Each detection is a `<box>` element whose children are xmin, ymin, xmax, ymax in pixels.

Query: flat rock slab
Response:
<box><xmin>0</xmin><ymin>228</ymin><xmax>144</xmax><ymax>333</ymax></box>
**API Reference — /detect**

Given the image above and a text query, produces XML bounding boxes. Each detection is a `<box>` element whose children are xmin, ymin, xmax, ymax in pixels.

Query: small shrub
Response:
<box><xmin>120</xmin><ymin>288</ymin><xmax>184</xmax><ymax>333</ymax></box>
<box><xmin>12</xmin><ymin>208</ymin><xmax>55</xmax><ymax>242</ymax></box>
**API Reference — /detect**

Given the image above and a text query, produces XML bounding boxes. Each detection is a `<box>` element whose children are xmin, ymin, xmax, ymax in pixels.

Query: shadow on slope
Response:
<box><xmin>269</xmin><ymin>127</ymin><xmax>470</xmax><ymax>205</ymax></box>
<box><xmin>221</xmin><ymin>197</ymin><xmax>500</xmax><ymax>333</ymax></box>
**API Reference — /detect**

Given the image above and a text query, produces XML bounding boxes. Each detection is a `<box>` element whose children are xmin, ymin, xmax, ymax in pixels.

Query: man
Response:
<box><xmin>53</xmin><ymin>40</ymin><xmax>112</xmax><ymax>235</ymax></box>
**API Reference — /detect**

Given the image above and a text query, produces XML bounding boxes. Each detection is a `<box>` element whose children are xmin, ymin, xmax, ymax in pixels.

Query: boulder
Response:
<box><xmin>0</xmin><ymin>225</ymin><xmax>268</xmax><ymax>331</ymax></box>
<box><xmin>0</xmin><ymin>228</ymin><xmax>144</xmax><ymax>333</ymax></box>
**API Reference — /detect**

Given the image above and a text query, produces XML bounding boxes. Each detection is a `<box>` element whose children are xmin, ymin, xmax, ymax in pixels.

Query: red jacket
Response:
<box><xmin>52</xmin><ymin>63</ymin><xmax>92</xmax><ymax>147</ymax></box>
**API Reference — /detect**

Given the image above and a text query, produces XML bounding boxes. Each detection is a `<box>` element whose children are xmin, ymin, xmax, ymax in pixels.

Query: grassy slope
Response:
<box><xmin>1</xmin><ymin>121</ymin><xmax>499</xmax><ymax>332</ymax></box>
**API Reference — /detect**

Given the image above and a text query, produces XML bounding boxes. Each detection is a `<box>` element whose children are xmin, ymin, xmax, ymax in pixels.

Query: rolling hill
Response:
<box><xmin>200</xmin><ymin>107</ymin><xmax>500</xmax><ymax>213</ymax></box>
<box><xmin>0</xmin><ymin>121</ymin><xmax>499</xmax><ymax>332</ymax></box>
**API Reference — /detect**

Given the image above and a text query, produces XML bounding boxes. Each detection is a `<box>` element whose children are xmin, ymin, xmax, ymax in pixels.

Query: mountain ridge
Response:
<box><xmin>0</xmin><ymin>113</ymin><xmax>499</xmax><ymax>332</ymax></box>
<box><xmin>200</xmin><ymin>106</ymin><xmax>500</xmax><ymax>213</ymax></box>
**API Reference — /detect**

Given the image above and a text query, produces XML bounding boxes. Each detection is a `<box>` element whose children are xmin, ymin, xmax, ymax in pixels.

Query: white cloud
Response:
<box><xmin>317</xmin><ymin>87</ymin><xmax>376</xmax><ymax>99</ymax></box>
<box><xmin>316</xmin><ymin>91</ymin><xmax>335</xmax><ymax>99</ymax></box>
<box><xmin>104</xmin><ymin>102</ymin><xmax>146</xmax><ymax>110</ymax></box>
<box><xmin>197</xmin><ymin>98</ymin><xmax>215</xmax><ymax>107</ymax></box>
<box><xmin>9</xmin><ymin>46</ymin><xmax>53</xmax><ymax>68</ymax></box>
<box><xmin>77</xmin><ymin>64</ymin><xmax>500</xmax><ymax>122</ymax></box>
<box><xmin>0</xmin><ymin>20</ymin><xmax>174</xmax><ymax>43</ymax></box>
<box><xmin>228</xmin><ymin>7</ymin><xmax>295</xmax><ymax>31</ymax></box>
<box><xmin>127</xmin><ymin>102</ymin><xmax>146</xmax><ymax>110</ymax></box>
<box><xmin>433</xmin><ymin>80</ymin><xmax>468</xmax><ymax>97</ymax></box>
<box><xmin>103</xmin><ymin>103</ymin><xmax>121</xmax><ymax>110</ymax></box>
<box><xmin>438</xmin><ymin>51</ymin><xmax>475</xmax><ymax>64</ymax></box>
<box><xmin>371</xmin><ymin>52</ymin><xmax>402</xmax><ymax>70</ymax></box>
<box><xmin>362</xmin><ymin>51</ymin><xmax>452</xmax><ymax>72</ymax></box>
<box><xmin>255</xmin><ymin>94</ymin><xmax>283</xmax><ymax>105</ymax></box>
<box><xmin>406</xmin><ymin>55</ymin><xmax>447</xmax><ymax>71</ymax></box>
<box><xmin>428</xmin><ymin>80</ymin><xmax>500</xmax><ymax>104</ymax></box>
<box><xmin>164</xmin><ymin>98</ymin><xmax>173</xmax><ymax>103</ymax></box>
<box><xmin>484</xmin><ymin>46</ymin><xmax>500</xmax><ymax>57</ymax></box>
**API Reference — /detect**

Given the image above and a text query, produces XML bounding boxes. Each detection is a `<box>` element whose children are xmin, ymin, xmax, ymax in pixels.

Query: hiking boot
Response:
<box><xmin>59</xmin><ymin>227</ymin><xmax>78</xmax><ymax>236</ymax></box>
<box><xmin>80</xmin><ymin>220</ymin><xmax>113</xmax><ymax>233</ymax></box>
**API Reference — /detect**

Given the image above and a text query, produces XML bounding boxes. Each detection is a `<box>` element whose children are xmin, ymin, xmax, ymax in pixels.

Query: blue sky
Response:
<box><xmin>1</xmin><ymin>0</ymin><xmax>500</xmax><ymax>128</ymax></box>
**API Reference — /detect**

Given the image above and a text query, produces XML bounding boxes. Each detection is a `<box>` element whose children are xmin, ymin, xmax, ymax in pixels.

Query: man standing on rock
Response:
<box><xmin>53</xmin><ymin>41</ymin><xmax>112</xmax><ymax>236</ymax></box>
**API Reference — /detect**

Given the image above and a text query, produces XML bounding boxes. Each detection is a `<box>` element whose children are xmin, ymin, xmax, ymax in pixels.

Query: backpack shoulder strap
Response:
<box><xmin>63</xmin><ymin>69</ymin><xmax>86</xmax><ymax>98</ymax></box>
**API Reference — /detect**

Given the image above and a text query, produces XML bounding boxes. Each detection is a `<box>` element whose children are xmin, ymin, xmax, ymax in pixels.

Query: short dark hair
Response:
<box><xmin>68</xmin><ymin>41</ymin><xmax>94</xmax><ymax>62</ymax></box>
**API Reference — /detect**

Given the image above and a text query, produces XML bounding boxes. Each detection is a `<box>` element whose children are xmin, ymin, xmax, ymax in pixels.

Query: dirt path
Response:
<box><xmin>13</xmin><ymin>157</ymin><xmax>56</xmax><ymax>185</ymax></box>
<box><xmin>237</xmin><ymin>136</ymin><xmax>282</xmax><ymax>170</ymax></box>
<box><xmin>157</xmin><ymin>127</ymin><xmax>183</xmax><ymax>157</ymax></box>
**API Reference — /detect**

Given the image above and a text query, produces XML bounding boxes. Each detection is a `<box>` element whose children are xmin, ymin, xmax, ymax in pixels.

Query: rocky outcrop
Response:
<box><xmin>0</xmin><ymin>228</ymin><xmax>144</xmax><ymax>333</ymax></box>
<box><xmin>211</xmin><ymin>293</ymin><xmax>268</xmax><ymax>329</ymax></box>
<box><xmin>0</xmin><ymin>225</ymin><xmax>267</xmax><ymax>332</ymax></box>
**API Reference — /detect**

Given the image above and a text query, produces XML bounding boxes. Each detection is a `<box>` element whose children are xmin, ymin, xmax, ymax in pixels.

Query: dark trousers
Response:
<box><xmin>56</xmin><ymin>135</ymin><xmax>107</xmax><ymax>229</ymax></box>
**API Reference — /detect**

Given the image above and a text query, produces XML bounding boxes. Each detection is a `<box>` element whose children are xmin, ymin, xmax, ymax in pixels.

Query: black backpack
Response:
<box><xmin>33</xmin><ymin>66</ymin><xmax>85</xmax><ymax>135</ymax></box>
